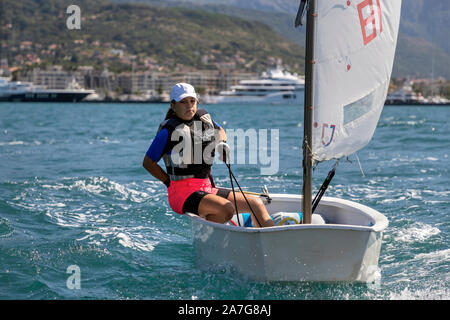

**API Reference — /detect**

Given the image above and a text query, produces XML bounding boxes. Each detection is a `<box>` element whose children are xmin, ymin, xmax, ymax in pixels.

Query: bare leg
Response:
<box><xmin>227</xmin><ymin>192</ymin><xmax>274</xmax><ymax>228</ymax></box>
<box><xmin>197</xmin><ymin>194</ymin><xmax>235</xmax><ymax>224</ymax></box>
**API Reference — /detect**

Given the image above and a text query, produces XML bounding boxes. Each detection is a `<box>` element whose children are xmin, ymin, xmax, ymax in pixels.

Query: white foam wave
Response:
<box><xmin>394</xmin><ymin>223</ymin><xmax>440</xmax><ymax>243</ymax></box>
<box><xmin>79</xmin><ymin>226</ymin><xmax>159</xmax><ymax>252</ymax></box>
<box><xmin>0</xmin><ymin>140</ymin><xmax>25</xmax><ymax>146</ymax></box>
<box><xmin>42</xmin><ymin>183</ymin><xmax>67</xmax><ymax>190</ymax></box>
<box><xmin>380</xmin><ymin>196</ymin><xmax>407</xmax><ymax>204</ymax></box>
<box><xmin>89</xmin><ymin>136</ymin><xmax>121</xmax><ymax>144</ymax></box>
<box><xmin>46</xmin><ymin>209</ymin><xmax>92</xmax><ymax>228</ymax></box>
<box><xmin>390</xmin><ymin>119</ymin><xmax>426</xmax><ymax>126</ymax></box>
<box><xmin>46</xmin><ymin>202</ymin><xmax>66</xmax><ymax>208</ymax></box>
<box><xmin>116</xmin><ymin>232</ymin><xmax>157</xmax><ymax>252</ymax></box>
<box><xmin>388</xmin><ymin>286</ymin><xmax>450</xmax><ymax>300</ymax></box>
<box><xmin>10</xmin><ymin>177</ymin><xmax>158</xmax><ymax>237</ymax></box>
<box><xmin>414</xmin><ymin>249</ymin><xmax>450</xmax><ymax>264</ymax></box>
<box><xmin>70</xmin><ymin>177</ymin><xmax>151</xmax><ymax>202</ymax></box>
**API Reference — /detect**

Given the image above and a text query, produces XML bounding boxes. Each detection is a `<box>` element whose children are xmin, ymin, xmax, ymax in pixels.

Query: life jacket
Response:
<box><xmin>158</xmin><ymin>109</ymin><xmax>218</xmax><ymax>181</ymax></box>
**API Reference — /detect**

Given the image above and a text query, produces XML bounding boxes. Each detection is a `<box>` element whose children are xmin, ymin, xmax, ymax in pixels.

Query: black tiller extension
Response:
<box><xmin>312</xmin><ymin>163</ymin><xmax>338</xmax><ymax>214</ymax></box>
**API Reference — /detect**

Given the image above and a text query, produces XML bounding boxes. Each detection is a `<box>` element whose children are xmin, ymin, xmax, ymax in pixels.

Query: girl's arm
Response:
<box><xmin>143</xmin><ymin>155</ymin><xmax>170</xmax><ymax>187</ymax></box>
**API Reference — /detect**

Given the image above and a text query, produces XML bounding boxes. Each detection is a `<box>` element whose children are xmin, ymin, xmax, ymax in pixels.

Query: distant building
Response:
<box><xmin>80</xmin><ymin>68</ymin><xmax>115</xmax><ymax>92</ymax></box>
<box><xmin>16</xmin><ymin>65</ymin><xmax>256</xmax><ymax>96</ymax></box>
<box><xmin>126</xmin><ymin>70</ymin><xmax>255</xmax><ymax>96</ymax></box>
<box><xmin>21</xmin><ymin>66</ymin><xmax>84</xmax><ymax>89</ymax></box>
<box><xmin>117</xmin><ymin>73</ymin><xmax>132</xmax><ymax>94</ymax></box>
<box><xmin>0</xmin><ymin>59</ymin><xmax>9</xmax><ymax>76</ymax></box>
<box><xmin>20</xmin><ymin>41</ymin><xmax>33</xmax><ymax>50</ymax></box>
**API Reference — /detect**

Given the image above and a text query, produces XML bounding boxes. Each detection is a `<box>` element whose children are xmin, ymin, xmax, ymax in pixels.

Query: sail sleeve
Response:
<box><xmin>312</xmin><ymin>0</ymin><xmax>402</xmax><ymax>161</ymax></box>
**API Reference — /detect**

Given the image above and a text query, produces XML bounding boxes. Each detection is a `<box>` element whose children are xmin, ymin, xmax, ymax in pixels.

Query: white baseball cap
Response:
<box><xmin>170</xmin><ymin>83</ymin><xmax>198</xmax><ymax>102</ymax></box>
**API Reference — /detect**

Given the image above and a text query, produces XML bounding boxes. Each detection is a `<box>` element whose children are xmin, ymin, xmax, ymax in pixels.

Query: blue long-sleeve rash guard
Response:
<box><xmin>146</xmin><ymin>128</ymin><xmax>169</xmax><ymax>162</ymax></box>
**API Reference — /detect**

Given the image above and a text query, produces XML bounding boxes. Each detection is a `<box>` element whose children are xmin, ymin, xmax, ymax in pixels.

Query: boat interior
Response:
<box><xmin>263</xmin><ymin>195</ymin><xmax>380</xmax><ymax>228</ymax></box>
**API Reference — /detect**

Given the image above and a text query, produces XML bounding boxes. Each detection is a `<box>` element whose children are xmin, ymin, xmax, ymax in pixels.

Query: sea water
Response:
<box><xmin>0</xmin><ymin>102</ymin><xmax>448</xmax><ymax>299</ymax></box>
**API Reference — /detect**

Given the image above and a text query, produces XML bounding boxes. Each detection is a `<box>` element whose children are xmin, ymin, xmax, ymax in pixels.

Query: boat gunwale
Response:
<box><xmin>187</xmin><ymin>195</ymin><xmax>388</xmax><ymax>233</ymax></box>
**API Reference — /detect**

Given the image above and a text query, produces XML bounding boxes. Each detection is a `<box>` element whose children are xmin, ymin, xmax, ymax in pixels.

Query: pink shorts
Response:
<box><xmin>168</xmin><ymin>178</ymin><xmax>225</xmax><ymax>214</ymax></box>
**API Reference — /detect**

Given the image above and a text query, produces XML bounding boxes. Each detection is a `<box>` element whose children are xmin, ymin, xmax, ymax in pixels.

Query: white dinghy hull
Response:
<box><xmin>188</xmin><ymin>194</ymin><xmax>388</xmax><ymax>282</ymax></box>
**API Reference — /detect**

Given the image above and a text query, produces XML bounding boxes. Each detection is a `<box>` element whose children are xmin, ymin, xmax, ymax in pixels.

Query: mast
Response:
<box><xmin>302</xmin><ymin>0</ymin><xmax>316</xmax><ymax>224</ymax></box>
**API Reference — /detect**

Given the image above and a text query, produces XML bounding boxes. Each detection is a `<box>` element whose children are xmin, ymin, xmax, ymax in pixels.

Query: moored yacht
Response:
<box><xmin>385</xmin><ymin>81</ymin><xmax>450</xmax><ymax>105</ymax></box>
<box><xmin>204</xmin><ymin>68</ymin><xmax>305</xmax><ymax>105</ymax></box>
<box><xmin>385</xmin><ymin>82</ymin><xmax>425</xmax><ymax>105</ymax></box>
<box><xmin>0</xmin><ymin>77</ymin><xmax>31</xmax><ymax>99</ymax></box>
<box><xmin>0</xmin><ymin>77</ymin><xmax>95</xmax><ymax>102</ymax></box>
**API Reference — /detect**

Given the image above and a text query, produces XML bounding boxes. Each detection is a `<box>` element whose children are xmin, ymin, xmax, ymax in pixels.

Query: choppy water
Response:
<box><xmin>0</xmin><ymin>102</ymin><xmax>448</xmax><ymax>300</ymax></box>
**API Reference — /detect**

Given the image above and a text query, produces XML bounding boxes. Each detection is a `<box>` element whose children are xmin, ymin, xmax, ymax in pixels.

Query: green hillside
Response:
<box><xmin>2</xmin><ymin>0</ymin><xmax>447</xmax><ymax>79</ymax></box>
<box><xmin>0</xmin><ymin>0</ymin><xmax>304</xmax><ymax>74</ymax></box>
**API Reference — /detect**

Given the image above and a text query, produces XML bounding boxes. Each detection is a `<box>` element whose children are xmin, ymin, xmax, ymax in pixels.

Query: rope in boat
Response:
<box><xmin>226</xmin><ymin>163</ymin><xmax>263</xmax><ymax>228</ymax></box>
<box><xmin>354</xmin><ymin>153</ymin><xmax>366</xmax><ymax>178</ymax></box>
<box><xmin>227</xmin><ymin>163</ymin><xmax>241</xmax><ymax>227</ymax></box>
<box><xmin>303</xmin><ymin>137</ymin><xmax>318</xmax><ymax>169</ymax></box>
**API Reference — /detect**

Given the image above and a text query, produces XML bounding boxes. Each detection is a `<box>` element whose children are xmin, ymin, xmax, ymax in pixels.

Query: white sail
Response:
<box><xmin>312</xmin><ymin>0</ymin><xmax>402</xmax><ymax>161</ymax></box>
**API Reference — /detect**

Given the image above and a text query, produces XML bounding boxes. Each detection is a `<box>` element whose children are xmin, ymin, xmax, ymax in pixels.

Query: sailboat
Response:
<box><xmin>187</xmin><ymin>0</ymin><xmax>402</xmax><ymax>282</ymax></box>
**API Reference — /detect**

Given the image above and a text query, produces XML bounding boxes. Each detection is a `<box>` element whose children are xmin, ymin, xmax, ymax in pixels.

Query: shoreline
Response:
<box><xmin>1</xmin><ymin>100</ymin><xmax>449</xmax><ymax>106</ymax></box>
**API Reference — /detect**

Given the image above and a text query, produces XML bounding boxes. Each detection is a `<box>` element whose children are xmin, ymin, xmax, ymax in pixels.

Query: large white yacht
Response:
<box><xmin>0</xmin><ymin>77</ymin><xmax>95</xmax><ymax>102</ymax></box>
<box><xmin>385</xmin><ymin>81</ymin><xmax>426</xmax><ymax>105</ymax></box>
<box><xmin>384</xmin><ymin>81</ymin><xmax>450</xmax><ymax>105</ymax></box>
<box><xmin>204</xmin><ymin>68</ymin><xmax>305</xmax><ymax>105</ymax></box>
<box><xmin>0</xmin><ymin>77</ymin><xmax>31</xmax><ymax>99</ymax></box>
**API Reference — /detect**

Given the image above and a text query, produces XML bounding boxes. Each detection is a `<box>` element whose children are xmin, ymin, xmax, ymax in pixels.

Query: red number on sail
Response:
<box><xmin>357</xmin><ymin>0</ymin><xmax>382</xmax><ymax>45</ymax></box>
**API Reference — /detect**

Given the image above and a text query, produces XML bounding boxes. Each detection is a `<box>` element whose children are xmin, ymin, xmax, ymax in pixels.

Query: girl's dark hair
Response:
<box><xmin>164</xmin><ymin>100</ymin><xmax>176</xmax><ymax>120</ymax></box>
<box><xmin>164</xmin><ymin>99</ymin><xmax>199</xmax><ymax>120</ymax></box>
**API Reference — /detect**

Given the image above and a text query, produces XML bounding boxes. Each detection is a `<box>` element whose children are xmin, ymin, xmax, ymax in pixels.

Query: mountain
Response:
<box><xmin>117</xmin><ymin>0</ymin><xmax>299</xmax><ymax>13</ymax></box>
<box><xmin>169</xmin><ymin>0</ymin><xmax>300</xmax><ymax>13</ymax></box>
<box><xmin>159</xmin><ymin>0</ymin><xmax>450</xmax><ymax>53</ymax></box>
<box><xmin>165</xmin><ymin>0</ymin><xmax>299</xmax><ymax>14</ymax></box>
<box><xmin>0</xmin><ymin>0</ymin><xmax>304</xmax><ymax>74</ymax></box>
<box><xmin>397</xmin><ymin>0</ymin><xmax>450</xmax><ymax>54</ymax></box>
<box><xmin>124</xmin><ymin>0</ymin><xmax>449</xmax><ymax>79</ymax></box>
<box><xmin>2</xmin><ymin>0</ymin><xmax>448</xmax><ymax>79</ymax></box>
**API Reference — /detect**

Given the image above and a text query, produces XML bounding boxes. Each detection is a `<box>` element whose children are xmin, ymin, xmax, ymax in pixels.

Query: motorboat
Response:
<box><xmin>0</xmin><ymin>77</ymin><xmax>95</xmax><ymax>102</ymax></box>
<box><xmin>204</xmin><ymin>68</ymin><xmax>304</xmax><ymax>105</ymax></box>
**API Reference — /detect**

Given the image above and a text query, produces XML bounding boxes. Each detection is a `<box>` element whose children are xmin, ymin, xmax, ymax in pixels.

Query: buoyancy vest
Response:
<box><xmin>157</xmin><ymin>109</ymin><xmax>218</xmax><ymax>181</ymax></box>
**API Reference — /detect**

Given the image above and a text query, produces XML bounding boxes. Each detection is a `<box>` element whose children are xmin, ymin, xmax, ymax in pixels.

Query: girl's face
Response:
<box><xmin>171</xmin><ymin>97</ymin><xmax>197</xmax><ymax>120</ymax></box>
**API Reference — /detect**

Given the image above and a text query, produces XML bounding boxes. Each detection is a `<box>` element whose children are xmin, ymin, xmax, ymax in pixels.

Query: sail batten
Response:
<box><xmin>312</xmin><ymin>0</ymin><xmax>402</xmax><ymax>162</ymax></box>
